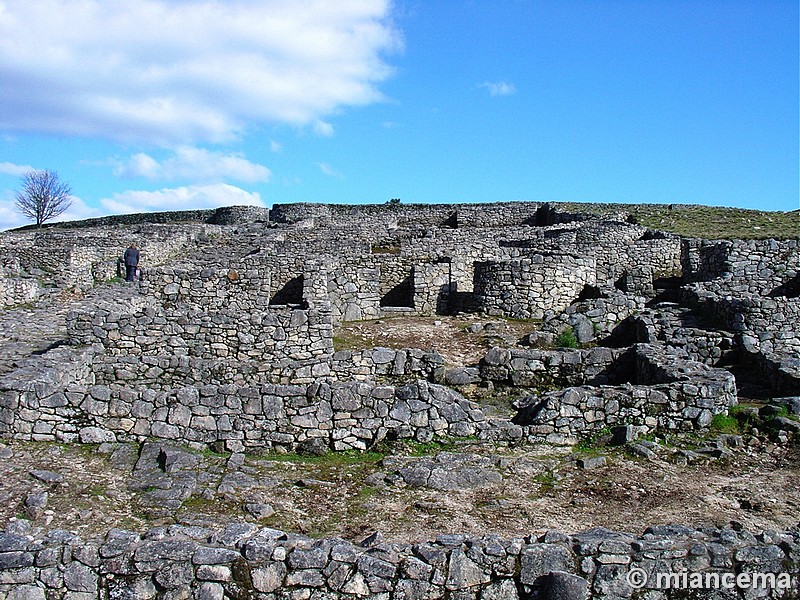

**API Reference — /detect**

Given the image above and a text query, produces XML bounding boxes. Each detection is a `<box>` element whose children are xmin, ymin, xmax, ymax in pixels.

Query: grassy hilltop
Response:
<box><xmin>559</xmin><ymin>202</ymin><xmax>799</xmax><ymax>240</ymax></box>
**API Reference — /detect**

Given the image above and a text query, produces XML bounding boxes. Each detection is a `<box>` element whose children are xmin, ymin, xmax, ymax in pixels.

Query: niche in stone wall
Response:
<box><xmin>270</xmin><ymin>274</ymin><xmax>306</xmax><ymax>306</ymax></box>
<box><xmin>380</xmin><ymin>272</ymin><xmax>414</xmax><ymax>308</ymax></box>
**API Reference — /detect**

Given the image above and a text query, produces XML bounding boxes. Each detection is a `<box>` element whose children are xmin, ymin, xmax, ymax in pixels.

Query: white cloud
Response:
<box><xmin>0</xmin><ymin>161</ymin><xmax>35</xmax><ymax>177</ymax></box>
<box><xmin>0</xmin><ymin>198</ymin><xmax>29</xmax><ymax>230</ymax></box>
<box><xmin>269</xmin><ymin>139</ymin><xmax>283</xmax><ymax>153</ymax></box>
<box><xmin>316</xmin><ymin>162</ymin><xmax>343</xmax><ymax>178</ymax></box>
<box><xmin>113</xmin><ymin>147</ymin><xmax>271</xmax><ymax>182</ymax></box>
<box><xmin>313</xmin><ymin>120</ymin><xmax>335</xmax><ymax>137</ymax></box>
<box><xmin>0</xmin><ymin>1</ymin><xmax>401</xmax><ymax>145</ymax></box>
<box><xmin>114</xmin><ymin>154</ymin><xmax>161</xmax><ymax>179</ymax></box>
<box><xmin>99</xmin><ymin>183</ymin><xmax>265</xmax><ymax>215</ymax></box>
<box><xmin>0</xmin><ymin>193</ymin><xmax>100</xmax><ymax>231</ymax></box>
<box><xmin>480</xmin><ymin>81</ymin><xmax>516</xmax><ymax>97</ymax></box>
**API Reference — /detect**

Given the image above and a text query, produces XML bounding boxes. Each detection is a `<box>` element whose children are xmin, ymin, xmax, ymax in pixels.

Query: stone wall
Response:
<box><xmin>0</xmin><ymin>224</ymin><xmax>213</xmax><ymax>289</ymax></box>
<box><xmin>618</xmin><ymin>305</ymin><xmax>737</xmax><ymax>366</ymax></box>
<box><xmin>512</xmin><ymin>344</ymin><xmax>737</xmax><ymax>444</ymax></box>
<box><xmin>0</xmin><ymin>339</ymin><xmax>736</xmax><ymax>452</ymax></box>
<box><xmin>479</xmin><ymin>347</ymin><xmax>628</xmax><ymax>391</ymax></box>
<box><xmin>329</xmin><ymin>348</ymin><xmax>446</xmax><ymax>383</ymax></box>
<box><xmin>12</xmin><ymin>205</ymin><xmax>269</xmax><ymax>231</ymax></box>
<box><xmin>0</xmin><ymin>267</ymin><xmax>39</xmax><ymax>307</ymax></box>
<box><xmin>683</xmin><ymin>285</ymin><xmax>800</xmax><ymax>395</ymax></box>
<box><xmin>326</xmin><ymin>264</ymin><xmax>381</xmax><ymax>324</ymax></box>
<box><xmin>142</xmin><ymin>266</ymin><xmax>272</xmax><ymax>312</ymax></box>
<box><xmin>0</xmin><ymin>350</ymin><xmax>503</xmax><ymax>451</ymax></box>
<box><xmin>269</xmin><ymin>201</ymin><xmax>545</xmax><ymax>229</ymax></box>
<box><xmin>67</xmin><ymin>304</ymin><xmax>333</xmax><ymax>374</ymax></box>
<box><xmin>683</xmin><ymin>238</ymin><xmax>800</xmax><ymax>293</ymax></box>
<box><xmin>678</xmin><ymin>238</ymin><xmax>800</xmax><ymax>396</ymax></box>
<box><xmin>474</xmin><ymin>254</ymin><xmax>597</xmax><ymax>319</ymax></box>
<box><xmin>1</xmin><ymin>522</ymin><xmax>796</xmax><ymax>599</ymax></box>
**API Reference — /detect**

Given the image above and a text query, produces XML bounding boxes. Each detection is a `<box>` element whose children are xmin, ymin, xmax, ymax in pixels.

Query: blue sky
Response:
<box><xmin>0</xmin><ymin>0</ymin><xmax>797</xmax><ymax>230</ymax></box>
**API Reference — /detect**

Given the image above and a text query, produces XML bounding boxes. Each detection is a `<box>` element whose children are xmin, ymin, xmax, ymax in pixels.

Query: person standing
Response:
<box><xmin>124</xmin><ymin>243</ymin><xmax>140</xmax><ymax>282</ymax></box>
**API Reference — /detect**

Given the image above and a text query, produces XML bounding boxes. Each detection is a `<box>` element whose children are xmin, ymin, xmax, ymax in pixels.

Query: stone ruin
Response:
<box><xmin>0</xmin><ymin>201</ymin><xmax>798</xmax><ymax>598</ymax></box>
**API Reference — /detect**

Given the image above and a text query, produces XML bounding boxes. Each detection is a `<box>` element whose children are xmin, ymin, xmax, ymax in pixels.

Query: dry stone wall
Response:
<box><xmin>474</xmin><ymin>254</ymin><xmax>597</xmax><ymax>319</ymax></box>
<box><xmin>0</xmin><ymin>224</ymin><xmax>214</xmax><ymax>294</ymax></box>
<box><xmin>680</xmin><ymin>238</ymin><xmax>800</xmax><ymax>395</ymax></box>
<box><xmin>268</xmin><ymin>201</ymin><xmax>546</xmax><ymax>229</ymax></box>
<box><xmin>1</xmin><ymin>521</ymin><xmax>796</xmax><ymax>599</ymax></box>
<box><xmin>0</xmin><ymin>351</ymin><xmax>507</xmax><ymax>451</ymax></box>
<box><xmin>0</xmin><ymin>267</ymin><xmax>38</xmax><ymax>308</ymax></box>
<box><xmin>682</xmin><ymin>238</ymin><xmax>800</xmax><ymax>292</ymax></box>
<box><xmin>479</xmin><ymin>346</ymin><xmax>628</xmax><ymax>390</ymax></box>
<box><xmin>67</xmin><ymin>305</ymin><xmax>333</xmax><ymax>376</ymax></box>
<box><xmin>511</xmin><ymin>344</ymin><xmax>736</xmax><ymax>444</ymax></box>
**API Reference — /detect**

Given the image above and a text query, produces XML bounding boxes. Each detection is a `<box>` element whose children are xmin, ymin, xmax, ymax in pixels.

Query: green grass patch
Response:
<box><xmin>407</xmin><ymin>439</ymin><xmax>456</xmax><ymax>456</ymax></box>
<box><xmin>265</xmin><ymin>449</ymin><xmax>385</xmax><ymax>466</ymax></box>
<box><xmin>532</xmin><ymin>469</ymin><xmax>556</xmax><ymax>494</ymax></box>
<box><xmin>332</xmin><ymin>332</ymin><xmax>363</xmax><ymax>352</ymax></box>
<box><xmin>554</xmin><ymin>328</ymin><xmax>579</xmax><ymax>349</ymax></box>
<box><xmin>710</xmin><ymin>412</ymin><xmax>741</xmax><ymax>434</ymax></box>
<box><xmin>573</xmin><ymin>428</ymin><xmax>612</xmax><ymax>456</ymax></box>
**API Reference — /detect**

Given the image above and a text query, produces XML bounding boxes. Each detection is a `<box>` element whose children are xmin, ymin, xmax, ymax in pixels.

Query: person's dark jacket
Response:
<box><xmin>124</xmin><ymin>247</ymin><xmax>140</xmax><ymax>267</ymax></box>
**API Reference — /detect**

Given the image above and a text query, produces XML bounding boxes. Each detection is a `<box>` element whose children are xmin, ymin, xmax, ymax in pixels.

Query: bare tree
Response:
<box><xmin>15</xmin><ymin>170</ymin><xmax>73</xmax><ymax>227</ymax></box>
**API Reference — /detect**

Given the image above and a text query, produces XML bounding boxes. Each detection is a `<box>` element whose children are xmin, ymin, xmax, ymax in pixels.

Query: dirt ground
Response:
<box><xmin>334</xmin><ymin>315</ymin><xmax>536</xmax><ymax>366</ymax></box>
<box><xmin>1</xmin><ymin>438</ymin><xmax>797</xmax><ymax>544</ymax></box>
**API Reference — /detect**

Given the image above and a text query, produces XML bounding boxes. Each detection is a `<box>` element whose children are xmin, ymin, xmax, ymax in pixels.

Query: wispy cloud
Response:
<box><xmin>0</xmin><ymin>1</ymin><xmax>401</xmax><ymax>145</ymax></box>
<box><xmin>0</xmin><ymin>161</ymin><xmax>35</xmax><ymax>177</ymax></box>
<box><xmin>100</xmin><ymin>183</ymin><xmax>265</xmax><ymax>215</ymax></box>
<box><xmin>480</xmin><ymin>81</ymin><xmax>517</xmax><ymax>97</ymax></box>
<box><xmin>313</xmin><ymin>120</ymin><xmax>335</xmax><ymax>137</ymax></box>
<box><xmin>316</xmin><ymin>162</ymin><xmax>343</xmax><ymax>178</ymax></box>
<box><xmin>112</xmin><ymin>147</ymin><xmax>271</xmax><ymax>183</ymax></box>
<box><xmin>269</xmin><ymin>139</ymin><xmax>283</xmax><ymax>153</ymax></box>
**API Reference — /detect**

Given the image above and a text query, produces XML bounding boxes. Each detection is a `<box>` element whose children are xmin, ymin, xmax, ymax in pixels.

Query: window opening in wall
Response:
<box><xmin>441</xmin><ymin>212</ymin><xmax>458</xmax><ymax>228</ymax></box>
<box><xmin>768</xmin><ymin>275</ymin><xmax>800</xmax><ymax>298</ymax></box>
<box><xmin>270</xmin><ymin>274</ymin><xmax>306</xmax><ymax>306</ymax></box>
<box><xmin>577</xmin><ymin>284</ymin><xmax>602</xmax><ymax>301</ymax></box>
<box><xmin>380</xmin><ymin>273</ymin><xmax>414</xmax><ymax>308</ymax></box>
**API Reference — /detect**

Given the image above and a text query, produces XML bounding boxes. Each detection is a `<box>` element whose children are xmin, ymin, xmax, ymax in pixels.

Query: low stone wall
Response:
<box><xmin>1</xmin><ymin>224</ymin><xmax>213</xmax><ymax>290</ymax></box>
<box><xmin>683</xmin><ymin>285</ymin><xmax>800</xmax><ymax>395</ymax></box>
<box><xmin>479</xmin><ymin>347</ymin><xmax>628</xmax><ymax>390</ymax></box>
<box><xmin>330</xmin><ymin>348</ymin><xmax>446</xmax><ymax>383</ymax></box>
<box><xmin>0</xmin><ymin>275</ymin><xmax>39</xmax><ymax>308</ymax></box>
<box><xmin>12</xmin><ymin>205</ymin><xmax>269</xmax><ymax>231</ymax></box>
<box><xmin>141</xmin><ymin>266</ymin><xmax>272</xmax><ymax>312</ymax></box>
<box><xmin>0</xmin><ymin>522</ymin><xmax>796</xmax><ymax>599</ymax></box>
<box><xmin>740</xmin><ymin>337</ymin><xmax>800</xmax><ymax>397</ymax></box>
<box><xmin>67</xmin><ymin>303</ymin><xmax>333</xmax><ymax>364</ymax></box>
<box><xmin>0</xmin><ymin>348</ymin><xmax>502</xmax><ymax>451</ymax></box>
<box><xmin>512</xmin><ymin>344</ymin><xmax>737</xmax><ymax>444</ymax></box>
<box><xmin>536</xmin><ymin>288</ymin><xmax>647</xmax><ymax>346</ymax></box>
<box><xmin>269</xmin><ymin>201</ymin><xmax>545</xmax><ymax>229</ymax></box>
